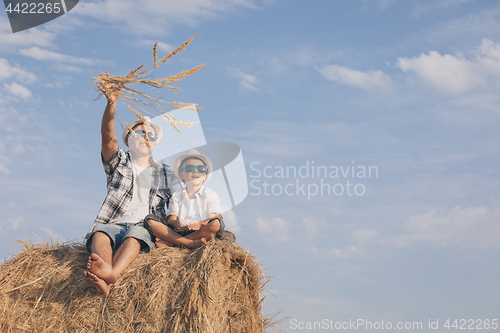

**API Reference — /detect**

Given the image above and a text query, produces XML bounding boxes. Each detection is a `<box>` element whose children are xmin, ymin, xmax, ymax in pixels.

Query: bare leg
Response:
<box><xmin>87</xmin><ymin>233</ymin><xmax>142</xmax><ymax>284</ymax></box>
<box><xmin>89</xmin><ymin>231</ymin><xmax>113</xmax><ymax>265</ymax></box>
<box><xmin>87</xmin><ymin>232</ymin><xmax>116</xmax><ymax>284</ymax></box>
<box><xmin>82</xmin><ymin>270</ymin><xmax>110</xmax><ymax>296</ymax></box>
<box><xmin>146</xmin><ymin>219</ymin><xmax>206</xmax><ymax>248</ymax></box>
<box><xmin>110</xmin><ymin>237</ymin><xmax>141</xmax><ymax>279</ymax></box>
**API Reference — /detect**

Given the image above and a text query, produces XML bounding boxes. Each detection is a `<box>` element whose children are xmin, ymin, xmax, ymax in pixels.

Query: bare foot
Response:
<box><xmin>83</xmin><ymin>270</ymin><xmax>110</xmax><ymax>296</ymax></box>
<box><xmin>155</xmin><ymin>238</ymin><xmax>173</xmax><ymax>248</ymax></box>
<box><xmin>87</xmin><ymin>253</ymin><xmax>117</xmax><ymax>284</ymax></box>
<box><xmin>186</xmin><ymin>237</ymin><xmax>207</xmax><ymax>249</ymax></box>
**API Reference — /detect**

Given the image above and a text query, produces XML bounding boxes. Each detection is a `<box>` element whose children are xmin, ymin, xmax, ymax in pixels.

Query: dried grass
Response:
<box><xmin>93</xmin><ymin>34</ymin><xmax>204</xmax><ymax>134</ymax></box>
<box><xmin>0</xmin><ymin>240</ymin><xmax>276</xmax><ymax>332</ymax></box>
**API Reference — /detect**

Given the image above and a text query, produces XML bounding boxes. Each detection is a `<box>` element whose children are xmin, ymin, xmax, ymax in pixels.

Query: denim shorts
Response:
<box><xmin>144</xmin><ymin>214</ymin><xmax>225</xmax><ymax>238</ymax></box>
<box><xmin>86</xmin><ymin>222</ymin><xmax>155</xmax><ymax>253</ymax></box>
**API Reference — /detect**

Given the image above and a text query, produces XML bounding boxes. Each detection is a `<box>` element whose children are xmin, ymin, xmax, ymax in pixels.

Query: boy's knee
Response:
<box><xmin>144</xmin><ymin>214</ymin><xmax>163</xmax><ymax>229</ymax></box>
<box><xmin>208</xmin><ymin>218</ymin><xmax>220</xmax><ymax>231</ymax></box>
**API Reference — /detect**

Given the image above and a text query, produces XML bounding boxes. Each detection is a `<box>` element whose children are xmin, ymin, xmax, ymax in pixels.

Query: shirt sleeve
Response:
<box><xmin>167</xmin><ymin>193</ymin><xmax>181</xmax><ymax>217</ymax></box>
<box><xmin>102</xmin><ymin>148</ymin><xmax>125</xmax><ymax>176</ymax></box>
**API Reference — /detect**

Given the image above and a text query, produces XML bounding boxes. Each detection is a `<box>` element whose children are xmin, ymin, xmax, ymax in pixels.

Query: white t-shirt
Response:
<box><xmin>110</xmin><ymin>164</ymin><xmax>152</xmax><ymax>224</ymax></box>
<box><xmin>167</xmin><ymin>185</ymin><xmax>221</xmax><ymax>227</ymax></box>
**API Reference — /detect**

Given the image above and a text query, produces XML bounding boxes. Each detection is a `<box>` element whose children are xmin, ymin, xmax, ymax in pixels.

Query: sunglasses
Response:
<box><xmin>130</xmin><ymin>129</ymin><xmax>157</xmax><ymax>142</ymax></box>
<box><xmin>180</xmin><ymin>164</ymin><xmax>209</xmax><ymax>174</ymax></box>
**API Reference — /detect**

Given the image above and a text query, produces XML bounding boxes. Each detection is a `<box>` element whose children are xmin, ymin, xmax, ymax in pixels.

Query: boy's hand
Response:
<box><xmin>188</xmin><ymin>221</ymin><xmax>201</xmax><ymax>231</ymax></box>
<box><xmin>178</xmin><ymin>225</ymin><xmax>189</xmax><ymax>231</ymax></box>
<box><xmin>99</xmin><ymin>71</ymin><xmax>122</xmax><ymax>105</ymax></box>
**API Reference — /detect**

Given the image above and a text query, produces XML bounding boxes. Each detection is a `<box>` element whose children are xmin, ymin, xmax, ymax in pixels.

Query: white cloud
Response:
<box><xmin>311</xmin><ymin>245</ymin><xmax>360</xmax><ymax>259</ymax></box>
<box><xmin>0</xmin><ymin>216</ymin><xmax>23</xmax><ymax>232</ymax></box>
<box><xmin>0</xmin><ymin>162</ymin><xmax>10</xmax><ymax>175</ymax></box>
<box><xmin>302</xmin><ymin>217</ymin><xmax>328</xmax><ymax>238</ymax></box>
<box><xmin>260</xmin><ymin>46</ymin><xmax>347</xmax><ymax>77</ymax></box>
<box><xmin>228</xmin><ymin>68</ymin><xmax>259</xmax><ymax>92</ymax></box>
<box><xmin>318</xmin><ymin>64</ymin><xmax>394</xmax><ymax>92</ymax></box>
<box><xmin>255</xmin><ymin>217</ymin><xmax>289</xmax><ymax>243</ymax></box>
<box><xmin>19</xmin><ymin>47</ymin><xmax>95</xmax><ymax>65</ymax></box>
<box><xmin>0</xmin><ymin>58</ymin><xmax>36</xmax><ymax>84</ymax></box>
<box><xmin>74</xmin><ymin>0</ymin><xmax>259</xmax><ymax>35</ymax></box>
<box><xmin>309</xmin><ymin>228</ymin><xmax>378</xmax><ymax>260</ymax></box>
<box><xmin>40</xmin><ymin>226</ymin><xmax>64</xmax><ymax>241</ymax></box>
<box><xmin>51</xmin><ymin>64</ymin><xmax>83</xmax><ymax>73</ymax></box>
<box><xmin>353</xmin><ymin>228</ymin><xmax>379</xmax><ymax>245</ymax></box>
<box><xmin>290</xmin><ymin>46</ymin><xmax>343</xmax><ymax>67</ymax></box>
<box><xmin>221</xmin><ymin>208</ymin><xmax>240</xmax><ymax>232</ymax></box>
<box><xmin>3</xmin><ymin>83</ymin><xmax>32</xmax><ymax>99</ymax></box>
<box><xmin>411</xmin><ymin>0</ymin><xmax>476</xmax><ymax>17</ymax></box>
<box><xmin>136</xmin><ymin>40</ymin><xmax>174</xmax><ymax>54</ymax></box>
<box><xmin>396</xmin><ymin>39</ymin><xmax>500</xmax><ymax>95</ymax></box>
<box><xmin>383</xmin><ymin>206</ymin><xmax>500</xmax><ymax>249</ymax></box>
<box><xmin>375</xmin><ymin>0</ymin><xmax>398</xmax><ymax>9</ymax></box>
<box><xmin>477</xmin><ymin>38</ymin><xmax>500</xmax><ymax>75</ymax></box>
<box><xmin>396</xmin><ymin>51</ymin><xmax>483</xmax><ymax>95</ymax></box>
<box><xmin>0</xmin><ymin>18</ymin><xmax>55</xmax><ymax>51</ymax></box>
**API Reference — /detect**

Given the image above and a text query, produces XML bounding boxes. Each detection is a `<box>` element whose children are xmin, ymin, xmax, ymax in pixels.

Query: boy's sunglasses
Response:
<box><xmin>130</xmin><ymin>129</ymin><xmax>157</xmax><ymax>142</ymax></box>
<box><xmin>180</xmin><ymin>164</ymin><xmax>208</xmax><ymax>174</ymax></box>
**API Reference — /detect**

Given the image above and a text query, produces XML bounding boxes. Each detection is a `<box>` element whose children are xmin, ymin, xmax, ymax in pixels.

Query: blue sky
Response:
<box><xmin>1</xmin><ymin>0</ymin><xmax>500</xmax><ymax>331</ymax></box>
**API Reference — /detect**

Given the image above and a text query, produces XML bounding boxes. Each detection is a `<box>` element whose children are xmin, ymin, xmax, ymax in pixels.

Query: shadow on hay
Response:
<box><xmin>0</xmin><ymin>239</ymin><xmax>276</xmax><ymax>332</ymax></box>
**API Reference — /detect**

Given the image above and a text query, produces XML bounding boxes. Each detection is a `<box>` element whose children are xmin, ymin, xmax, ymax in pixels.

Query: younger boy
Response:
<box><xmin>144</xmin><ymin>149</ymin><xmax>224</xmax><ymax>248</ymax></box>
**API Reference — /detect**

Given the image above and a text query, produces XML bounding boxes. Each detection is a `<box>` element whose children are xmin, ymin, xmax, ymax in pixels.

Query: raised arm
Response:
<box><xmin>100</xmin><ymin>72</ymin><xmax>121</xmax><ymax>163</ymax></box>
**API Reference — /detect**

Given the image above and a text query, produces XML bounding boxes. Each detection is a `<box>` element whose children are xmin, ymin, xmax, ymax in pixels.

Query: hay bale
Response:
<box><xmin>0</xmin><ymin>240</ymin><xmax>273</xmax><ymax>332</ymax></box>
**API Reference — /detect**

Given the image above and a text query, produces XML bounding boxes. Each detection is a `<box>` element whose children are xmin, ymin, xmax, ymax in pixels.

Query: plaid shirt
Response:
<box><xmin>86</xmin><ymin>148</ymin><xmax>182</xmax><ymax>239</ymax></box>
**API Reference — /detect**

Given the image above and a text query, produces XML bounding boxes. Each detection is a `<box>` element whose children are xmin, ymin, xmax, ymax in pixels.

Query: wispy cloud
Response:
<box><xmin>411</xmin><ymin>0</ymin><xmax>476</xmax><ymax>18</ymax></box>
<box><xmin>228</xmin><ymin>68</ymin><xmax>259</xmax><ymax>92</ymax></box>
<box><xmin>51</xmin><ymin>64</ymin><xmax>83</xmax><ymax>73</ymax></box>
<box><xmin>0</xmin><ymin>216</ymin><xmax>23</xmax><ymax>232</ymax></box>
<box><xmin>40</xmin><ymin>226</ymin><xmax>64</xmax><ymax>241</ymax></box>
<box><xmin>254</xmin><ymin>217</ymin><xmax>289</xmax><ymax>243</ymax></box>
<box><xmin>0</xmin><ymin>137</ymin><xmax>10</xmax><ymax>174</ymax></box>
<box><xmin>74</xmin><ymin>0</ymin><xmax>260</xmax><ymax>35</ymax></box>
<box><xmin>0</xmin><ymin>58</ymin><xmax>36</xmax><ymax>84</ymax></box>
<box><xmin>397</xmin><ymin>51</ymin><xmax>482</xmax><ymax>95</ymax></box>
<box><xmin>353</xmin><ymin>228</ymin><xmax>379</xmax><ymax>245</ymax></box>
<box><xmin>302</xmin><ymin>217</ymin><xmax>328</xmax><ymax>238</ymax></box>
<box><xmin>309</xmin><ymin>228</ymin><xmax>379</xmax><ymax>259</ymax></box>
<box><xmin>3</xmin><ymin>83</ymin><xmax>32</xmax><ymax>100</ymax></box>
<box><xmin>136</xmin><ymin>40</ymin><xmax>174</xmax><ymax>54</ymax></box>
<box><xmin>221</xmin><ymin>208</ymin><xmax>240</xmax><ymax>232</ymax></box>
<box><xmin>310</xmin><ymin>245</ymin><xmax>360</xmax><ymax>259</ymax></box>
<box><xmin>318</xmin><ymin>64</ymin><xmax>394</xmax><ymax>92</ymax></box>
<box><xmin>0</xmin><ymin>18</ymin><xmax>55</xmax><ymax>51</ymax></box>
<box><xmin>396</xmin><ymin>38</ymin><xmax>500</xmax><ymax>95</ymax></box>
<box><xmin>19</xmin><ymin>46</ymin><xmax>104</xmax><ymax>66</ymax></box>
<box><xmin>382</xmin><ymin>206</ymin><xmax>500</xmax><ymax>249</ymax></box>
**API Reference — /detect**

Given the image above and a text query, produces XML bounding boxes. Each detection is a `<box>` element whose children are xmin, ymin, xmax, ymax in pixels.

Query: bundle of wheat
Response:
<box><xmin>0</xmin><ymin>240</ymin><xmax>276</xmax><ymax>332</ymax></box>
<box><xmin>93</xmin><ymin>34</ymin><xmax>204</xmax><ymax>134</ymax></box>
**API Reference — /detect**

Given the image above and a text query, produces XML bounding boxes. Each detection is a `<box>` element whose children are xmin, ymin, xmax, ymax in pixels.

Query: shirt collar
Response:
<box><xmin>125</xmin><ymin>150</ymin><xmax>162</xmax><ymax>170</ymax></box>
<box><xmin>182</xmin><ymin>185</ymin><xmax>206</xmax><ymax>198</ymax></box>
